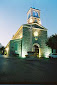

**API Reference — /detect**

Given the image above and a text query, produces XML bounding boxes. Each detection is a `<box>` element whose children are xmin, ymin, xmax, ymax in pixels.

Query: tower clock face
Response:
<box><xmin>33</xmin><ymin>11</ymin><xmax>39</xmax><ymax>18</ymax></box>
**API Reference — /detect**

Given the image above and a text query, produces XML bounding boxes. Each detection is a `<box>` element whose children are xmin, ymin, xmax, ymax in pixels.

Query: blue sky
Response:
<box><xmin>0</xmin><ymin>0</ymin><xmax>57</xmax><ymax>46</ymax></box>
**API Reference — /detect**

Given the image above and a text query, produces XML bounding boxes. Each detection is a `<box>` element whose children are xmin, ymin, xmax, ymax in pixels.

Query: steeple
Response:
<box><xmin>27</xmin><ymin>8</ymin><xmax>41</xmax><ymax>25</ymax></box>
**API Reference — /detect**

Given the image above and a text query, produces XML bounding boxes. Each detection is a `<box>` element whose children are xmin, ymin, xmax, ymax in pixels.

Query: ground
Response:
<box><xmin>0</xmin><ymin>54</ymin><xmax>57</xmax><ymax>84</ymax></box>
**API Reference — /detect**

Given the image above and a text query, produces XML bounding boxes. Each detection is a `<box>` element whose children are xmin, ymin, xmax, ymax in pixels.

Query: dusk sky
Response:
<box><xmin>0</xmin><ymin>0</ymin><xmax>57</xmax><ymax>46</ymax></box>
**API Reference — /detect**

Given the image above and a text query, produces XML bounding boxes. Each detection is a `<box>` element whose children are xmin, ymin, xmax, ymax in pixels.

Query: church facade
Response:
<box><xmin>5</xmin><ymin>8</ymin><xmax>51</xmax><ymax>58</ymax></box>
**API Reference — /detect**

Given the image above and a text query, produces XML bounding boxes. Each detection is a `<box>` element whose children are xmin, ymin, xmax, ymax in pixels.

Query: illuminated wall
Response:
<box><xmin>32</xmin><ymin>27</ymin><xmax>49</xmax><ymax>57</ymax></box>
<box><xmin>5</xmin><ymin>42</ymin><xmax>10</xmax><ymax>56</ymax></box>
<box><xmin>22</xmin><ymin>26</ymin><xmax>32</xmax><ymax>57</ymax></box>
<box><xmin>7</xmin><ymin>23</ymin><xmax>52</xmax><ymax>58</ymax></box>
<box><xmin>21</xmin><ymin>24</ymin><xmax>51</xmax><ymax>58</ymax></box>
<box><xmin>9</xmin><ymin>39</ymin><xmax>21</xmax><ymax>57</ymax></box>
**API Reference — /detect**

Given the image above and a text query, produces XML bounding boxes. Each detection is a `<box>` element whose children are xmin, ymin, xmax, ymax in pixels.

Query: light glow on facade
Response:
<box><xmin>22</xmin><ymin>50</ymin><xmax>26</xmax><ymax>58</ymax></box>
<box><xmin>34</xmin><ymin>31</ymin><xmax>38</xmax><ymax>37</ymax></box>
<box><xmin>6</xmin><ymin>47</ymin><xmax>9</xmax><ymax>55</ymax></box>
<box><xmin>22</xmin><ymin>53</ymin><xmax>26</xmax><ymax>58</ymax></box>
<box><xmin>30</xmin><ymin>18</ymin><xmax>33</xmax><ymax>23</ymax></box>
<box><xmin>20</xmin><ymin>35</ymin><xmax>22</xmax><ymax>39</ymax></box>
<box><xmin>45</xmin><ymin>50</ymin><xmax>51</xmax><ymax>58</ymax></box>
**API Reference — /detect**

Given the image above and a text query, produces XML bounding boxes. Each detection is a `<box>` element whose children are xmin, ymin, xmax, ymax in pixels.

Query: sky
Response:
<box><xmin>0</xmin><ymin>0</ymin><xmax>57</xmax><ymax>46</ymax></box>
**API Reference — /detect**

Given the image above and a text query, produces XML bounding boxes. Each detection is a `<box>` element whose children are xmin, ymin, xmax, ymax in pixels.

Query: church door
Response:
<box><xmin>34</xmin><ymin>45</ymin><xmax>39</xmax><ymax>53</ymax></box>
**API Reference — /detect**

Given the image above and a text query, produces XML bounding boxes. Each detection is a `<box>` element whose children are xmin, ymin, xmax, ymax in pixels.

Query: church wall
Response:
<box><xmin>9</xmin><ymin>39</ymin><xmax>21</xmax><ymax>57</ymax></box>
<box><xmin>39</xmin><ymin>30</ymin><xmax>52</xmax><ymax>57</ymax></box>
<box><xmin>32</xmin><ymin>28</ymin><xmax>51</xmax><ymax>57</ymax></box>
<box><xmin>21</xmin><ymin>26</ymin><xmax>51</xmax><ymax>58</ymax></box>
<box><xmin>22</xmin><ymin>27</ymin><xmax>32</xmax><ymax>57</ymax></box>
<box><xmin>8</xmin><ymin>26</ymin><xmax>52</xmax><ymax>58</ymax></box>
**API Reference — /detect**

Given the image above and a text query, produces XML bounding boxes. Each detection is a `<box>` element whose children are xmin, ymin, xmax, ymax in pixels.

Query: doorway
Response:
<box><xmin>33</xmin><ymin>45</ymin><xmax>39</xmax><ymax>53</ymax></box>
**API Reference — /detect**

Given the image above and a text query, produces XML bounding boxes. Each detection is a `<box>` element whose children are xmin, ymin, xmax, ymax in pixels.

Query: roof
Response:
<box><xmin>27</xmin><ymin>7</ymin><xmax>40</xmax><ymax>14</ymax></box>
<box><xmin>23</xmin><ymin>23</ymin><xmax>47</xmax><ymax>31</ymax></box>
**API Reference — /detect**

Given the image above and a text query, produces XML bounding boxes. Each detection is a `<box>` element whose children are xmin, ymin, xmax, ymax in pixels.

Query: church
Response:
<box><xmin>5</xmin><ymin>8</ymin><xmax>51</xmax><ymax>58</ymax></box>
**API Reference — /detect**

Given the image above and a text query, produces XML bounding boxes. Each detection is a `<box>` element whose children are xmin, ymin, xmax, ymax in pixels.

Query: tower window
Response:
<box><xmin>33</xmin><ymin>11</ymin><xmax>39</xmax><ymax>18</ymax></box>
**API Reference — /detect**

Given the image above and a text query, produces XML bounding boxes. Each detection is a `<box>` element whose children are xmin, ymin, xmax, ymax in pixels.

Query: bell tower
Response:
<box><xmin>27</xmin><ymin>8</ymin><xmax>41</xmax><ymax>25</ymax></box>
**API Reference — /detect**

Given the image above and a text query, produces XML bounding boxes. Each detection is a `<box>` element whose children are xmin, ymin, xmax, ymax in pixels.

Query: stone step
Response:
<box><xmin>26</xmin><ymin>51</ymin><xmax>39</xmax><ymax>58</ymax></box>
<box><xmin>25</xmin><ymin>54</ymin><xmax>39</xmax><ymax>58</ymax></box>
<box><xmin>25</xmin><ymin>55</ymin><xmax>36</xmax><ymax>58</ymax></box>
<box><xmin>27</xmin><ymin>51</ymin><xmax>35</xmax><ymax>55</ymax></box>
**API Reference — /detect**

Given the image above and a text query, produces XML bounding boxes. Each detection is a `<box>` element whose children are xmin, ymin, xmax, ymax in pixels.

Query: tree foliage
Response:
<box><xmin>46</xmin><ymin>34</ymin><xmax>57</xmax><ymax>50</ymax></box>
<box><xmin>0</xmin><ymin>46</ymin><xmax>5</xmax><ymax>54</ymax></box>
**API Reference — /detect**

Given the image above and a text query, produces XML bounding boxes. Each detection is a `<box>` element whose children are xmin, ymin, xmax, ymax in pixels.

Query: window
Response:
<box><xmin>33</xmin><ymin>11</ymin><xmax>39</xmax><ymax>18</ymax></box>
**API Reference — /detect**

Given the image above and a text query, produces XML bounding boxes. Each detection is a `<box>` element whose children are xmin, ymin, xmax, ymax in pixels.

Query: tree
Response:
<box><xmin>46</xmin><ymin>34</ymin><xmax>57</xmax><ymax>53</ymax></box>
<box><xmin>0</xmin><ymin>46</ymin><xmax>5</xmax><ymax>55</ymax></box>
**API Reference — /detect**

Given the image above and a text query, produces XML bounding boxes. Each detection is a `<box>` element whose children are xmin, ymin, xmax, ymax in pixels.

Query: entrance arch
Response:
<box><xmin>33</xmin><ymin>43</ymin><xmax>40</xmax><ymax>53</ymax></box>
<box><xmin>34</xmin><ymin>45</ymin><xmax>39</xmax><ymax>53</ymax></box>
